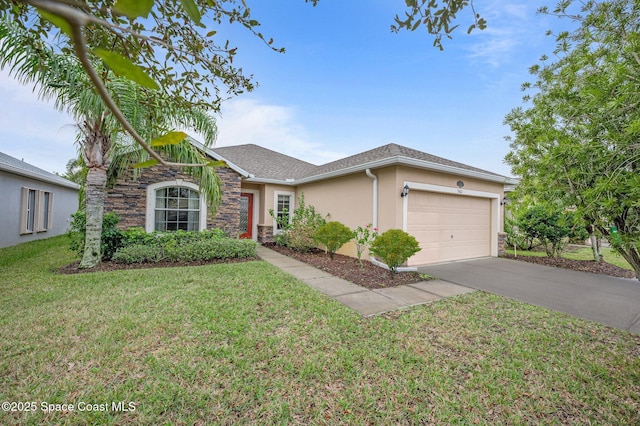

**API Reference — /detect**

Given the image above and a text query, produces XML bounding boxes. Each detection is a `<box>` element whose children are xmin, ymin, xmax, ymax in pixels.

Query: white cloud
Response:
<box><xmin>465</xmin><ymin>0</ymin><xmax>547</xmax><ymax>68</ymax></box>
<box><xmin>213</xmin><ymin>98</ymin><xmax>346</xmax><ymax>165</ymax></box>
<box><xmin>0</xmin><ymin>70</ymin><xmax>77</xmax><ymax>174</ymax></box>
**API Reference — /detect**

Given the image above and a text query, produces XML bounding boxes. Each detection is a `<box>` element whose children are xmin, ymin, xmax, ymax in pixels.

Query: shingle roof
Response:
<box><xmin>0</xmin><ymin>152</ymin><xmax>80</xmax><ymax>189</ymax></box>
<box><xmin>302</xmin><ymin>143</ymin><xmax>503</xmax><ymax>179</ymax></box>
<box><xmin>210</xmin><ymin>143</ymin><xmax>506</xmax><ymax>183</ymax></box>
<box><xmin>210</xmin><ymin>144</ymin><xmax>317</xmax><ymax>180</ymax></box>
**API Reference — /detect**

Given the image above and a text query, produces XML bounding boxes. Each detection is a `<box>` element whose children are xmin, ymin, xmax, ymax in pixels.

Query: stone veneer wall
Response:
<box><xmin>497</xmin><ymin>232</ymin><xmax>507</xmax><ymax>257</ymax></box>
<box><xmin>104</xmin><ymin>165</ymin><xmax>242</xmax><ymax>236</ymax></box>
<box><xmin>257</xmin><ymin>225</ymin><xmax>274</xmax><ymax>244</ymax></box>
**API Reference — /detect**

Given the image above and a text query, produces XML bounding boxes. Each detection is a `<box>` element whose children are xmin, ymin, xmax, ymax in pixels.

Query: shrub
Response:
<box><xmin>274</xmin><ymin>232</ymin><xmax>289</xmax><ymax>247</ymax></box>
<box><xmin>119</xmin><ymin>228</ymin><xmax>226</xmax><ymax>249</ymax></box>
<box><xmin>314</xmin><ymin>221</ymin><xmax>353</xmax><ymax>260</ymax></box>
<box><xmin>111</xmin><ymin>244</ymin><xmax>166</xmax><ymax>263</ymax></box>
<box><xmin>504</xmin><ymin>216</ymin><xmax>535</xmax><ymax>251</ymax></box>
<box><xmin>164</xmin><ymin>238</ymin><xmax>256</xmax><ymax>262</ymax></box>
<box><xmin>68</xmin><ymin>211</ymin><xmax>122</xmax><ymax>260</ymax></box>
<box><xmin>112</xmin><ymin>233</ymin><xmax>256</xmax><ymax>264</ymax></box>
<box><xmin>518</xmin><ymin>206</ymin><xmax>588</xmax><ymax>257</ymax></box>
<box><xmin>369</xmin><ymin>229</ymin><xmax>421</xmax><ymax>275</ymax></box>
<box><xmin>269</xmin><ymin>193</ymin><xmax>327</xmax><ymax>252</ymax></box>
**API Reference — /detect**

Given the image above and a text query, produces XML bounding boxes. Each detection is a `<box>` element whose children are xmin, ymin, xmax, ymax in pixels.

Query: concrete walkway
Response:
<box><xmin>256</xmin><ymin>245</ymin><xmax>474</xmax><ymax>317</ymax></box>
<box><xmin>420</xmin><ymin>257</ymin><xmax>640</xmax><ymax>334</ymax></box>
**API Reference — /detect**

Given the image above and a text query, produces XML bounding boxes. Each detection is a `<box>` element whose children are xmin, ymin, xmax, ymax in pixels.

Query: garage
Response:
<box><xmin>406</xmin><ymin>191</ymin><xmax>493</xmax><ymax>265</ymax></box>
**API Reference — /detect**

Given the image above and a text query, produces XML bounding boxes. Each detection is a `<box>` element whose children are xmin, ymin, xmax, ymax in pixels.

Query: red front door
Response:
<box><xmin>239</xmin><ymin>193</ymin><xmax>253</xmax><ymax>239</ymax></box>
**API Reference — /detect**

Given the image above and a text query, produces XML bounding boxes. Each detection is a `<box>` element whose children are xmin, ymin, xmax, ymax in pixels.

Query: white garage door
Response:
<box><xmin>407</xmin><ymin>192</ymin><xmax>491</xmax><ymax>265</ymax></box>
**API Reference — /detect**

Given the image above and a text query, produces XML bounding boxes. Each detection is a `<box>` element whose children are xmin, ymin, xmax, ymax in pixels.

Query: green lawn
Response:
<box><xmin>1</xmin><ymin>237</ymin><xmax>639</xmax><ymax>425</ymax></box>
<box><xmin>507</xmin><ymin>246</ymin><xmax>634</xmax><ymax>270</ymax></box>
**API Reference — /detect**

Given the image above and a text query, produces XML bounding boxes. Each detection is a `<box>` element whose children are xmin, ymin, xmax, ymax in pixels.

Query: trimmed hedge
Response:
<box><xmin>111</xmin><ymin>244</ymin><xmax>166</xmax><ymax>264</ymax></box>
<box><xmin>112</xmin><ymin>229</ymin><xmax>256</xmax><ymax>264</ymax></box>
<box><xmin>120</xmin><ymin>228</ymin><xmax>226</xmax><ymax>248</ymax></box>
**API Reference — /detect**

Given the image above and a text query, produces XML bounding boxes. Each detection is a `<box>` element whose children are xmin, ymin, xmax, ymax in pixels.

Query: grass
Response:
<box><xmin>507</xmin><ymin>246</ymin><xmax>634</xmax><ymax>270</ymax></box>
<box><xmin>1</xmin><ymin>236</ymin><xmax>639</xmax><ymax>425</ymax></box>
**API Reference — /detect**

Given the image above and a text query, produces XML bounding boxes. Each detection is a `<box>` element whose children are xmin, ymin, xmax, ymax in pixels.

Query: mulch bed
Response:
<box><xmin>264</xmin><ymin>244</ymin><xmax>423</xmax><ymax>289</ymax></box>
<box><xmin>504</xmin><ymin>253</ymin><xmax>636</xmax><ymax>279</ymax></box>
<box><xmin>58</xmin><ymin>256</ymin><xmax>259</xmax><ymax>274</ymax></box>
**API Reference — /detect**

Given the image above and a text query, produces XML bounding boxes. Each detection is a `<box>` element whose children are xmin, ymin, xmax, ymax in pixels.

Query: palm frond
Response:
<box><xmin>2</xmin><ymin>18</ymin><xmax>222</xmax><ymax>214</ymax></box>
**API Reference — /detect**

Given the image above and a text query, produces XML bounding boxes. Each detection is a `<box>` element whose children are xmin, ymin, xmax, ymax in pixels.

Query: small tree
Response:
<box><xmin>353</xmin><ymin>224</ymin><xmax>378</xmax><ymax>267</ymax></box>
<box><xmin>269</xmin><ymin>193</ymin><xmax>327</xmax><ymax>252</ymax></box>
<box><xmin>369</xmin><ymin>229</ymin><xmax>421</xmax><ymax>276</ymax></box>
<box><xmin>314</xmin><ymin>221</ymin><xmax>353</xmax><ymax>260</ymax></box>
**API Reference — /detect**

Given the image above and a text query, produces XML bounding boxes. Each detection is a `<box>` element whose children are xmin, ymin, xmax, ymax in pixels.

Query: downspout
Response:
<box><xmin>365</xmin><ymin>168</ymin><xmax>378</xmax><ymax>228</ymax></box>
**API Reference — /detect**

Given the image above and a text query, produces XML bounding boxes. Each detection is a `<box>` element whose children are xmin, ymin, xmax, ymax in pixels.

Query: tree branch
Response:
<box><xmin>23</xmin><ymin>0</ymin><xmax>209</xmax><ymax>168</ymax></box>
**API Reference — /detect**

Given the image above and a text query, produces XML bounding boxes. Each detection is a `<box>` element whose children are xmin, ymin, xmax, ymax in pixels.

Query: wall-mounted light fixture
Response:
<box><xmin>400</xmin><ymin>184</ymin><xmax>410</xmax><ymax>198</ymax></box>
<box><xmin>500</xmin><ymin>196</ymin><xmax>509</xmax><ymax>206</ymax></box>
<box><xmin>456</xmin><ymin>180</ymin><xmax>464</xmax><ymax>189</ymax></box>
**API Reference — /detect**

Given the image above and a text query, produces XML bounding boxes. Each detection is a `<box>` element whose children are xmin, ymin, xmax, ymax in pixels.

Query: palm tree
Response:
<box><xmin>1</xmin><ymin>19</ymin><xmax>220</xmax><ymax>268</ymax></box>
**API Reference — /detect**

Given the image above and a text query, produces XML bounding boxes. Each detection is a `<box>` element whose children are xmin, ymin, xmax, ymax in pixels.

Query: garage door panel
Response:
<box><xmin>407</xmin><ymin>192</ymin><xmax>491</xmax><ymax>265</ymax></box>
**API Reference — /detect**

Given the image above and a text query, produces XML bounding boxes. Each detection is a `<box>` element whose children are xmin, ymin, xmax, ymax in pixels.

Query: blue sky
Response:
<box><xmin>0</xmin><ymin>0</ymin><xmax>563</xmax><ymax>177</ymax></box>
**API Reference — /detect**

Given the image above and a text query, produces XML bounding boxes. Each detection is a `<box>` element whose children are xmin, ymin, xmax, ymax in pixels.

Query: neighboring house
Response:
<box><xmin>105</xmin><ymin>143</ymin><xmax>517</xmax><ymax>266</ymax></box>
<box><xmin>0</xmin><ymin>152</ymin><xmax>80</xmax><ymax>248</ymax></box>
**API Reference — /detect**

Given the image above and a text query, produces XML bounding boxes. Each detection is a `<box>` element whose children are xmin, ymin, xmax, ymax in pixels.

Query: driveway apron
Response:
<box><xmin>419</xmin><ymin>257</ymin><xmax>640</xmax><ymax>334</ymax></box>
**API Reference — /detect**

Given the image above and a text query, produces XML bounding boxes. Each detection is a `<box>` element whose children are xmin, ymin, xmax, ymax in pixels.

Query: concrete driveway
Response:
<box><xmin>419</xmin><ymin>257</ymin><xmax>640</xmax><ymax>334</ymax></box>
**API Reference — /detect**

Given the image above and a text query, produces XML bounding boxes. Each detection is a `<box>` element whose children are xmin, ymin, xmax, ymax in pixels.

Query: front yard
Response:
<box><xmin>1</xmin><ymin>236</ymin><xmax>639</xmax><ymax>424</ymax></box>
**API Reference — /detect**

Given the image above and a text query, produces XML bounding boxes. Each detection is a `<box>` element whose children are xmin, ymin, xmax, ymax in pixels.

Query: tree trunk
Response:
<box><xmin>78</xmin><ymin>120</ymin><xmax>111</xmax><ymax>269</ymax></box>
<box><xmin>589</xmin><ymin>232</ymin><xmax>601</xmax><ymax>262</ymax></box>
<box><xmin>597</xmin><ymin>225</ymin><xmax>640</xmax><ymax>280</ymax></box>
<box><xmin>79</xmin><ymin>166</ymin><xmax>107</xmax><ymax>268</ymax></box>
<box><xmin>614</xmin><ymin>246</ymin><xmax>640</xmax><ymax>281</ymax></box>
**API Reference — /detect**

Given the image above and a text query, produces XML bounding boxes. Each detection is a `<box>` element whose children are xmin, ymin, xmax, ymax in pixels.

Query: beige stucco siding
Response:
<box><xmin>298</xmin><ymin>173</ymin><xmax>374</xmax><ymax>228</ymax></box>
<box><xmin>241</xmin><ymin>164</ymin><xmax>506</xmax><ymax>263</ymax></box>
<box><xmin>297</xmin><ymin>172</ymin><xmax>376</xmax><ymax>257</ymax></box>
<box><xmin>258</xmin><ymin>183</ymin><xmax>295</xmax><ymax>228</ymax></box>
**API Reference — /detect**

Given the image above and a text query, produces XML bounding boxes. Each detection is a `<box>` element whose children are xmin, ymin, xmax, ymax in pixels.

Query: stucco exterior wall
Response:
<box><xmin>296</xmin><ymin>172</ymin><xmax>377</xmax><ymax>258</ymax></box>
<box><xmin>239</xmin><ymin>164</ymin><xmax>507</xmax><ymax>262</ymax></box>
<box><xmin>295</xmin><ymin>166</ymin><xmax>505</xmax><ymax>261</ymax></box>
<box><xmin>298</xmin><ymin>172</ymin><xmax>374</xmax><ymax>228</ymax></box>
<box><xmin>0</xmin><ymin>171</ymin><xmax>78</xmax><ymax>248</ymax></box>
<box><xmin>395</xmin><ymin>166</ymin><xmax>505</xmax><ymax>233</ymax></box>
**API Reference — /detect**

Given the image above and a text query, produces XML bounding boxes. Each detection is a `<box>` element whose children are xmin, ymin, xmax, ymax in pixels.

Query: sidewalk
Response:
<box><xmin>256</xmin><ymin>245</ymin><xmax>474</xmax><ymax>317</ymax></box>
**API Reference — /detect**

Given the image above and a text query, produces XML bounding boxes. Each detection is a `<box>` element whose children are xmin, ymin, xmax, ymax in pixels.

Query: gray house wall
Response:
<box><xmin>0</xmin><ymin>167</ymin><xmax>79</xmax><ymax>249</ymax></box>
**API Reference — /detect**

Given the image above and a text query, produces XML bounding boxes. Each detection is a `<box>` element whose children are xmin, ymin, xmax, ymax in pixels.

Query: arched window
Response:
<box><xmin>146</xmin><ymin>181</ymin><xmax>206</xmax><ymax>232</ymax></box>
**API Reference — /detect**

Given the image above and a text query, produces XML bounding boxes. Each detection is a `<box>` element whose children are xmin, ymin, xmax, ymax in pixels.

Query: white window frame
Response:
<box><xmin>146</xmin><ymin>180</ymin><xmax>207</xmax><ymax>232</ymax></box>
<box><xmin>272</xmin><ymin>191</ymin><xmax>295</xmax><ymax>234</ymax></box>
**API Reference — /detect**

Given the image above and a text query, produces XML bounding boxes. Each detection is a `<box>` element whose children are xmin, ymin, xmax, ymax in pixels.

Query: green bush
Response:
<box><xmin>269</xmin><ymin>193</ymin><xmax>327</xmax><ymax>252</ymax></box>
<box><xmin>504</xmin><ymin>216</ymin><xmax>535</xmax><ymax>250</ymax></box>
<box><xmin>314</xmin><ymin>221</ymin><xmax>353</xmax><ymax>260</ymax></box>
<box><xmin>112</xmin><ymin>234</ymin><xmax>256</xmax><ymax>264</ymax></box>
<box><xmin>68</xmin><ymin>211</ymin><xmax>122</xmax><ymax>260</ymax></box>
<box><xmin>164</xmin><ymin>238</ymin><xmax>256</xmax><ymax>262</ymax></box>
<box><xmin>111</xmin><ymin>244</ymin><xmax>166</xmax><ymax>263</ymax></box>
<box><xmin>119</xmin><ymin>228</ymin><xmax>226</xmax><ymax>249</ymax></box>
<box><xmin>369</xmin><ymin>229</ymin><xmax>421</xmax><ymax>275</ymax></box>
<box><xmin>518</xmin><ymin>206</ymin><xmax>588</xmax><ymax>257</ymax></box>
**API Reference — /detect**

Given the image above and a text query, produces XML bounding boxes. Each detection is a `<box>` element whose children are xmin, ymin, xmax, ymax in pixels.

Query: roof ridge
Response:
<box><xmin>215</xmin><ymin>143</ymin><xmax>318</xmax><ymax>167</ymax></box>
